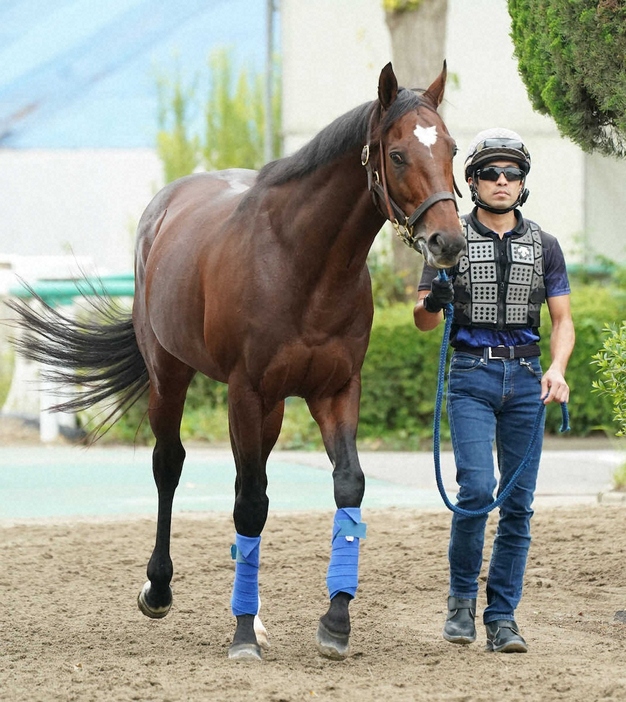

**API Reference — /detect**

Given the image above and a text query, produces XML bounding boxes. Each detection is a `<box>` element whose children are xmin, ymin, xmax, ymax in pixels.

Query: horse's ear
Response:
<box><xmin>423</xmin><ymin>60</ymin><xmax>448</xmax><ymax>109</ymax></box>
<box><xmin>378</xmin><ymin>62</ymin><xmax>398</xmax><ymax>110</ymax></box>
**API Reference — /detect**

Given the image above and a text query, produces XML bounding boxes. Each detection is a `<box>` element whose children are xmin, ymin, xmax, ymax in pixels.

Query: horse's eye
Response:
<box><xmin>389</xmin><ymin>152</ymin><xmax>404</xmax><ymax>166</ymax></box>
<box><xmin>453</xmin><ymin>146</ymin><xmax>459</xmax><ymax>158</ymax></box>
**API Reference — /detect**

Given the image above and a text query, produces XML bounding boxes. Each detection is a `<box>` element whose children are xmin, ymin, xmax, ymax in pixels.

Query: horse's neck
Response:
<box><xmin>270</xmin><ymin>153</ymin><xmax>384</xmax><ymax>275</ymax></box>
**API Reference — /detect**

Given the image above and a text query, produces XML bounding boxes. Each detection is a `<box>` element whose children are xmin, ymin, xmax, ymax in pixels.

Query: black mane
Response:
<box><xmin>258</xmin><ymin>87</ymin><xmax>432</xmax><ymax>188</ymax></box>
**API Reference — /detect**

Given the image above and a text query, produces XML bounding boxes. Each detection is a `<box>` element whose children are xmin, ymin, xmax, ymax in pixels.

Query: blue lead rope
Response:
<box><xmin>432</xmin><ymin>271</ymin><xmax>570</xmax><ymax>517</ymax></box>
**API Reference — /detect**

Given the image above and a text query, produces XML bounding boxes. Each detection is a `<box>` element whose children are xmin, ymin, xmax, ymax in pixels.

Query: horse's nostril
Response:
<box><xmin>428</xmin><ymin>232</ymin><xmax>466</xmax><ymax>261</ymax></box>
<box><xmin>428</xmin><ymin>232</ymin><xmax>445</xmax><ymax>255</ymax></box>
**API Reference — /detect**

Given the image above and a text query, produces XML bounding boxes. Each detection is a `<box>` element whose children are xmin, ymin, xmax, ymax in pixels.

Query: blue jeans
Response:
<box><xmin>446</xmin><ymin>351</ymin><xmax>545</xmax><ymax>624</ymax></box>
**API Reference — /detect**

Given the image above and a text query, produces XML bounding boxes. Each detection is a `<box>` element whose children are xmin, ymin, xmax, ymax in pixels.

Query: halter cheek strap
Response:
<box><xmin>406</xmin><ymin>191</ymin><xmax>459</xmax><ymax>229</ymax></box>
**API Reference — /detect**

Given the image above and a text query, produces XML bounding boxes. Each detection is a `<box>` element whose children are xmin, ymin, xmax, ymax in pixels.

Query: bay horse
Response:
<box><xmin>9</xmin><ymin>63</ymin><xmax>465</xmax><ymax>660</ymax></box>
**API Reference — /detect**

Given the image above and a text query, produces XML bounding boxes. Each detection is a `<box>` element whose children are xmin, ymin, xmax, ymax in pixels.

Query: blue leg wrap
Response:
<box><xmin>230</xmin><ymin>533</ymin><xmax>261</xmax><ymax>616</ymax></box>
<box><xmin>326</xmin><ymin>507</ymin><xmax>366</xmax><ymax>600</ymax></box>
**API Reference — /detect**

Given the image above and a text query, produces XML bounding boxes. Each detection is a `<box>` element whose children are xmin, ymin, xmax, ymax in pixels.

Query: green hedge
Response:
<box><xmin>359</xmin><ymin>304</ymin><xmax>446</xmax><ymax>446</ymax></box>
<box><xmin>359</xmin><ymin>283</ymin><xmax>626</xmax><ymax>443</ymax></box>
<box><xmin>101</xmin><ymin>282</ymin><xmax>626</xmax><ymax>446</ymax></box>
<box><xmin>539</xmin><ymin>282</ymin><xmax>626</xmax><ymax>434</ymax></box>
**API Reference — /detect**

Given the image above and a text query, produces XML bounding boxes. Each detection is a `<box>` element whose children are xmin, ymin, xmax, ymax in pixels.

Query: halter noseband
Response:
<box><xmin>361</xmin><ymin>107</ymin><xmax>460</xmax><ymax>250</ymax></box>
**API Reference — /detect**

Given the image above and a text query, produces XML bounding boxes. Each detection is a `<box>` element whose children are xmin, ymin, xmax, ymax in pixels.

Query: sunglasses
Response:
<box><xmin>476</xmin><ymin>166</ymin><xmax>525</xmax><ymax>182</ymax></box>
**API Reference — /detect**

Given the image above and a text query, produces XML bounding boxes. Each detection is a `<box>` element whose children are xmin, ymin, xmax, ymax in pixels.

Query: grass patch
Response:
<box><xmin>613</xmin><ymin>462</ymin><xmax>626</xmax><ymax>492</ymax></box>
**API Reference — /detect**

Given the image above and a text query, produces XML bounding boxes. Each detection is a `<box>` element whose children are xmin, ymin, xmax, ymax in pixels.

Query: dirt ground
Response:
<box><xmin>1</xmin><ymin>499</ymin><xmax>626</xmax><ymax>702</ymax></box>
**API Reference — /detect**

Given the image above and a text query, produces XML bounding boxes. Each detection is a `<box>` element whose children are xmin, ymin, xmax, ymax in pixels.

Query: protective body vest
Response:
<box><xmin>452</xmin><ymin>216</ymin><xmax>546</xmax><ymax>330</ymax></box>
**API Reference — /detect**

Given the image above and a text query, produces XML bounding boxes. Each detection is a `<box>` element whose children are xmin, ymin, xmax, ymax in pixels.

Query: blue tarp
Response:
<box><xmin>0</xmin><ymin>0</ymin><xmax>269</xmax><ymax>148</ymax></box>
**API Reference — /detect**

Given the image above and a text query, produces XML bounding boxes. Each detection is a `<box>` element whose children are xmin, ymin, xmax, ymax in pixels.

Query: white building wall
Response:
<box><xmin>0</xmin><ymin>148</ymin><xmax>162</xmax><ymax>276</ymax></box>
<box><xmin>585</xmin><ymin>152</ymin><xmax>626</xmax><ymax>263</ymax></box>
<box><xmin>281</xmin><ymin>0</ymin><xmax>392</xmax><ymax>155</ymax></box>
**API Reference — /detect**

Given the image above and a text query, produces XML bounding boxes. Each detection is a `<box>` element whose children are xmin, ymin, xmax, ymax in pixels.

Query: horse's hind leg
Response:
<box><xmin>307</xmin><ymin>377</ymin><xmax>366</xmax><ymax>660</ymax></box>
<box><xmin>137</xmin><ymin>356</ymin><xmax>195</xmax><ymax>619</ymax></box>
<box><xmin>227</xmin><ymin>385</ymin><xmax>284</xmax><ymax>661</ymax></box>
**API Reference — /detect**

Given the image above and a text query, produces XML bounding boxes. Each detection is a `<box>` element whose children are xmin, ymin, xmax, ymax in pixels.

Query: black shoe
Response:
<box><xmin>485</xmin><ymin>620</ymin><xmax>528</xmax><ymax>653</ymax></box>
<box><xmin>443</xmin><ymin>596</ymin><xmax>476</xmax><ymax>644</ymax></box>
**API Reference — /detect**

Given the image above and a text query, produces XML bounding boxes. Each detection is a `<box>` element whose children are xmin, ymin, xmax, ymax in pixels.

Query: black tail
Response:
<box><xmin>5</xmin><ymin>287</ymin><xmax>149</xmax><ymax>440</ymax></box>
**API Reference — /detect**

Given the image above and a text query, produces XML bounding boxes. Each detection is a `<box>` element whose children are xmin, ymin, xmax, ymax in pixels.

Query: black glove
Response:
<box><xmin>423</xmin><ymin>276</ymin><xmax>454</xmax><ymax>313</ymax></box>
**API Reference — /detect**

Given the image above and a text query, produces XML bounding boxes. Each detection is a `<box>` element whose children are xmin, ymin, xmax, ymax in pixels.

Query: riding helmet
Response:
<box><xmin>464</xmin><ymin>127</ymin><xmax>531</xmax><ymax>181</ymax></box>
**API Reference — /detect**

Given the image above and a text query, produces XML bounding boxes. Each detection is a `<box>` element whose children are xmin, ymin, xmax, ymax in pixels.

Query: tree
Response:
<box><xmin>508</xmin><ymin>0</ymin><xmax>626</xmax><ymax>157</ymax></box>
<box><xmin>383</xmin><ymin>0</ymin><xmax>448</xmax><ymax>89</ymax></box>
<box><xmin>155</xmin><ymin>49</ymin><xmax>282</xmax><ymax>184</ymax></box>
<box><xmin>383</xmin><ymin>0</ymin><xmax>449</xmax><ymax>295</ymax></box>
<box><xmin>156</xmin><ymin>66</ymin><xmax>201</xmax><ymax>183</ymax></box>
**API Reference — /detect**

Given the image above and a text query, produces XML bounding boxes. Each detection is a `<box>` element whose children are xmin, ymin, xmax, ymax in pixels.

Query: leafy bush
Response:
<box><xmin>508</xmin><ymin>0</ymin><xmax>626</xmax><ymax>156</ymax></box>
<box><xmin>539</xmin><ymin>282</ymin><xmax>626</xmax><ymax>435</ymax></box>
<box><xmin>592</xmin><ymin>322</ymin><xmax>626</xmax><ymax>435</ymax></box>
<box><xmin>156</xmin><ymin>48</ymin><xmax>281</xmax><ymax>184</ymax></box>
<box><xmin>359</xmin><ymin>303</ymin><xmax>447</xmax><ymax>448</ymax></box>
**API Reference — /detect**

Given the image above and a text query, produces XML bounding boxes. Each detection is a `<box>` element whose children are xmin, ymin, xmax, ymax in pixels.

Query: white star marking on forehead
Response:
<box><xmin>414</xmin><ymin>125</ymin><xmax>438</xmax><ymax>156</ymax></box>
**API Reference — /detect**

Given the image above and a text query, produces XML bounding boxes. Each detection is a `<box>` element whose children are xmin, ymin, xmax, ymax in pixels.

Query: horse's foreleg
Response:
<box><xmin>138</xmin><ymin>370</ymin><xmax>193</xmax><ymax>619</ymax></box>
<box><xmin>308</xmin><ymin>378</ymin><xmax>365</xmax><ymax>660</ymax></box>
<box><xmin>227</xmin><ymin>392</ymin><xmax>284</xmax><ymax>661</ymax></box>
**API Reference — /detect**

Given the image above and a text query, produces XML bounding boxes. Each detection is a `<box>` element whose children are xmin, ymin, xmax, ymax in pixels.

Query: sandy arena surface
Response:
<box><xmin>1</xmin><ymin>500</ymin><xmax>626</xmax><ymax>701</ymax></box>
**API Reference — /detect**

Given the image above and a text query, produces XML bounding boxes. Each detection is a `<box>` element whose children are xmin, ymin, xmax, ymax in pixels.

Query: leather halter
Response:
<box><xmin>361</xmin><ymin>107</ymin><xmax>460</xmax><ymax>249</ymax></box>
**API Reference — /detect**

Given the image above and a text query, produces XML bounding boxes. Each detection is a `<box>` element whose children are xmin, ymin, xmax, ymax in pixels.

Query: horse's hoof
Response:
<box><xmin>254</xmin><ymin>615</ymin><xmax>270</xmax><ymax>650</ymax></box>
<box><xmin>228</xmin><ymin>643</ymin><xmax>263</xmax><ymax>661</ymax></box>
<box><xmin>137</xmin><ymin>581</ymin><xmax>173</xmax><ymax>619</ymax></box>
<box><xmin>316</xmin><ymin>621</ymin><xmax>350</xmax><ymax>660</ymax></box>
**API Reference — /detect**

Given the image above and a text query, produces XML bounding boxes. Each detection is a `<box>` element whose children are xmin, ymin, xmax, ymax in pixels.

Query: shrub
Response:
<box><xmin>359</xmin><ymin>303</ymin><xmax>447</xmax><ymax>448</ymax></box>
<box><xmin>540</xmin><ymin>283</ymin><xmax>626</xmax><ymax>435</ymax></box>
<box><xmin>592</xmin><ymin>322</ymin><xmax>626</xmax><ymax>436</ymax></box>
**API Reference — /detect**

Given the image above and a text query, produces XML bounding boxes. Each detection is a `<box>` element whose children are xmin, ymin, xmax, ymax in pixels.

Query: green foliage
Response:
<box><xmin>382</xmin><ymin>0</ymin><xmax>425</xmax><ymax>12</ymax></box>
<box><xmin>612</xmin><ymin>461</ymin><xmax>626</xmax><ymax>491</ymax></box>
<box><xmin>359</xmin><ymin>303</ymin><xmax>448</xmax><ymax>448</ymax></box>
<box><xmin>156</xmin><ymin>64</ymin><xmax>201</xmax><ymax>183</ymax></box>
<box><xmin>0</xmin><ymin>348</ymin><xmax>13</xmax><ymax>408</ymax></box>
<box><xmin>508</xmin><ymin>0</ymin><xmax>626</xmax><ymax>156</ymax></box>
<box><xmin>540</xmin><ymin>282</ymin><xmax>626</xmax><ymax>435</ymax></box>
<box><xmin>360</xmin><ymin>280</ymin><xmax>626</xmax><ymax>443</ymax></box>
<box><xmin>592</xmin><ymin>322</ymin><xmax>626</xmax><ymax>435</ymax></box>
<box><xmin>204</xmin><ymin>51</ymin><xmax>264</xmax><ymax>170</ymax></box>
<box><xmin>367</xmin><ymin>247</ymin><xmax>410</xmax><ymax>307</ymax></box>
<box><xmin>155</xmin><ymin>49</ymin><xmax>282</xmax><ymax>184</ymax></box>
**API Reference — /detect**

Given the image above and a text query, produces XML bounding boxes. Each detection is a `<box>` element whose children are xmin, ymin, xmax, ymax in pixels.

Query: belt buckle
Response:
<box><xmin>488</xmin><ymin>346</ymin><xmax>514</xmax><ymax>359</ymax></box>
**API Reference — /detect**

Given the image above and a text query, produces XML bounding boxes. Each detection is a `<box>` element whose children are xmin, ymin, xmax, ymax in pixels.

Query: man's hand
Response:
<box><xmin>541</xmin><ymin>368</ymin><xmax>570</xmax><ymax>405</ymax></box>
<box><xmin>423</xmin><ymin>276</ymin><xmax>454</xmax><ymax>313</ymax></box>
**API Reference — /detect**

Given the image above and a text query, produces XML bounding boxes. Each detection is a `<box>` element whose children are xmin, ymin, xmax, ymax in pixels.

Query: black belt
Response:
<box><xmin>454</xmin><ymin>344</ymin><xmax>541</xmax><ymax>359</ymax></box>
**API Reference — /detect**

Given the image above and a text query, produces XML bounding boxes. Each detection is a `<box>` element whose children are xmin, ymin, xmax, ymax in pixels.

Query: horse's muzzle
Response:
<box><xmin>421</xmin><ymin>230</ymin><xmax>466</xmax><ymax>269</ymax></box>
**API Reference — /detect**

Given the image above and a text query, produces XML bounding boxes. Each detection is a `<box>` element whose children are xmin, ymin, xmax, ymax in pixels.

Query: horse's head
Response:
<box><xmin>364</xmin><ymin>63</ymin><xmax>466</xmax><ymax>269</ymax></box>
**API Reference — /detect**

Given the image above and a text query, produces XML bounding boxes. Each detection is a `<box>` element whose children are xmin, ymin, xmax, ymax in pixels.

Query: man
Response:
<box><xmin>414</xmin><ymin>128</ymin><xmax>575</xmax><ymax>653</ymax></box>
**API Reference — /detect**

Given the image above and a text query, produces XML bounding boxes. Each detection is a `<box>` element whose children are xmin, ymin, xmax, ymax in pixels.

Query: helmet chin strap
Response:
<box><xmin>469</xmin><ymin>182</ymin><xmax>529</xmax><ymax>215</ymax></box>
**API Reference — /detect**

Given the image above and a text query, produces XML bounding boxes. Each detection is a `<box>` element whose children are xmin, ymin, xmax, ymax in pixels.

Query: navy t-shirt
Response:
<box><xmin>418</xmin><ymin>208</ymin><xmax>570</xmax><ymax>347</ymax></box>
